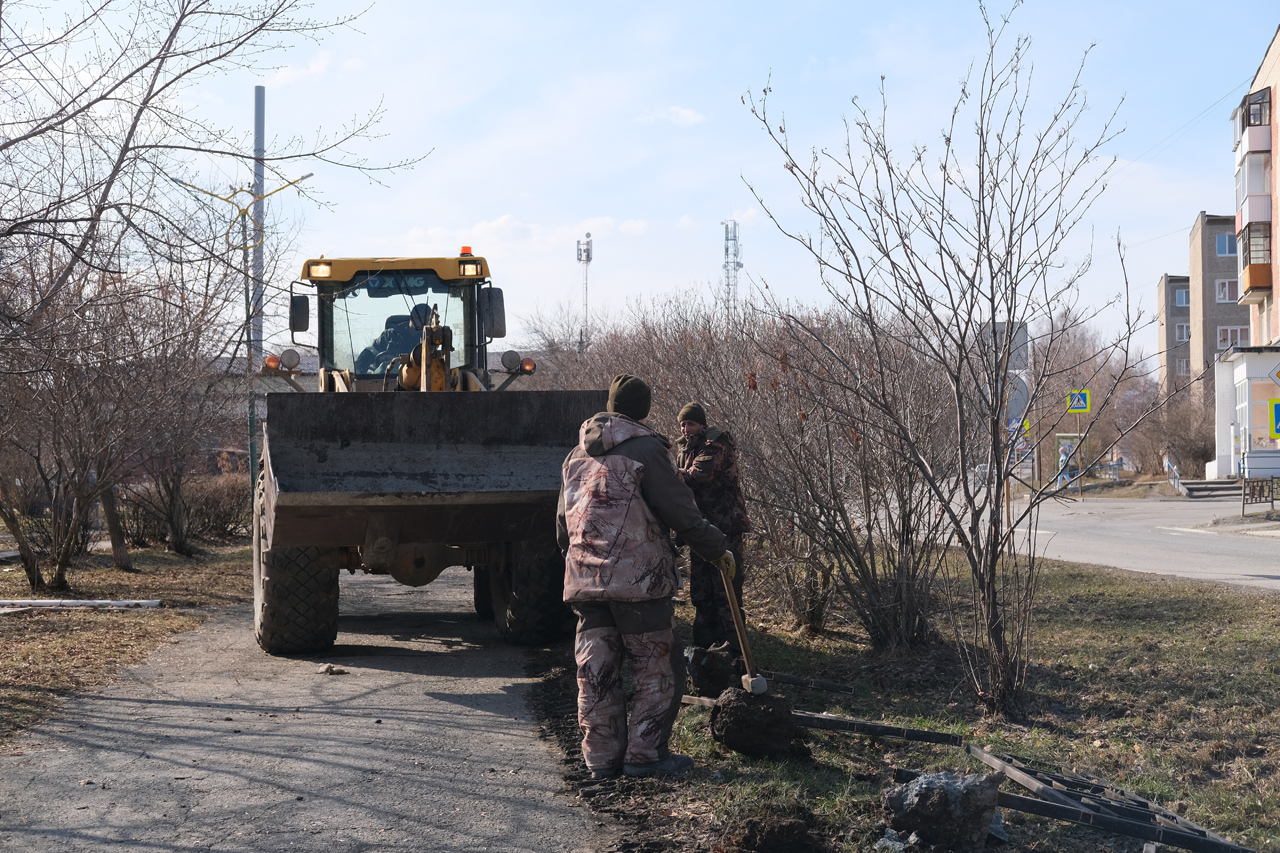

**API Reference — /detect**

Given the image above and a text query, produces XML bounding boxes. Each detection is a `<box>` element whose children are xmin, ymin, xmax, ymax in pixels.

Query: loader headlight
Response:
<box><xmin>309</xmin><ymin>262</ymin><xmax>332</xmax><ymax>278</ymax></box>
<box><xmin>520</xmin><ymin>357</ymin><xmax>536</xmax><ymax>374</ymax></box>
<box><xmin>280</xmin><ymin>348</ymin><xmax>301</xmax><ymax>370</ymax></box>
<box><xmin>459</xmin><ymin>260</ymin><xmax>481</xmax><ymax>276</ymax></box>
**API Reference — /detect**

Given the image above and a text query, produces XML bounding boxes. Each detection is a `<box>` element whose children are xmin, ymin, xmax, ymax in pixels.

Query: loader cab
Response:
<box><xmin>298</xmin><ymin>253</ymin><xmax>504</xmax><ymax>388</ymax></box>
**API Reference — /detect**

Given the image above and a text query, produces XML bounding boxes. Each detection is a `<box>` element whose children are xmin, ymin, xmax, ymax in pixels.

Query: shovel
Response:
<box><xmin>718</xmin><ymin>558</ymin><xmax>768</xmax><ymax>695</ymax></box>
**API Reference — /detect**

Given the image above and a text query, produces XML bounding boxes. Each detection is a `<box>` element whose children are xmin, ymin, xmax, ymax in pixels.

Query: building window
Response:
<box><xmin>1176</xmin><ymin>289</ymin><xmax>1190</xmax><ymax>307</ymax></box>
<box><xmin>1218</xmin><ymin>325</ymin><xmax>1250</xmax><ymax>349</ymax></box>
<box><xmin>1242</xmin><ymin>88</ymin><xmax>1272</xmax><ymax>131</ymax></box>
<box><xmin>1240</xmin><ymin>223</ymin><xmax>1270</xmax><ymax>265</ymax></box>
<box><xmin>1216</xmin><ymin>279</ymin><xmax>1240</xmax><ymax>302</ymax></box>
<box><xmin>1218</xmin><ymin>233</ymin><xmax>1239</xmax><ymax>257</ymax></box>
<box><xmin>1176</xmin><ymin>358</ymin><xmax>1190</xmax><ymax>376</ymax></box>
<box><xmin>1175</xmin><ymin>323</ymin><xmax>1190</xmax><ymax>342</ymax></box>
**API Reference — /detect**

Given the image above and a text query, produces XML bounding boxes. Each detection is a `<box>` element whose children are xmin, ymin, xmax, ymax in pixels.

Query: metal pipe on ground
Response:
<box><xmin>0</xmin><ymin>600</ymin><xmax>161</xmax><ymax>608</ymax></box>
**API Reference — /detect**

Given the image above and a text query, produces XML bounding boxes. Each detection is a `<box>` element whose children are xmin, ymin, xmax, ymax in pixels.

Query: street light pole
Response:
<box><xmin>252</xmin><ymin>86</ymin><xmax>266</xmax><ymax>369</ymax></box>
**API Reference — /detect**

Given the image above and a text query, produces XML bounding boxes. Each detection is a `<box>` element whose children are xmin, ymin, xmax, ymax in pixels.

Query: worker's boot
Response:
<box><xmin>623</xmin><ymin>754</ymin><xmax>694</xmax><ymax>777</ymax></box>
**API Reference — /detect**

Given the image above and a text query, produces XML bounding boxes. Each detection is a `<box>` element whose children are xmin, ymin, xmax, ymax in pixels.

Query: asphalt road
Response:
<box><xmin>1027</xmin><ymin>495</ymin><xmax>1280</xmax><ymax>592</ymax></box>
<box><xmin>0</xmin><ymin>568</ymin><xmax>610</xmax><ymax>853</ymax></box>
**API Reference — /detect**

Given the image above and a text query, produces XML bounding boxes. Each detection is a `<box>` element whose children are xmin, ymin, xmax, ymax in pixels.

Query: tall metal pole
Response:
<box><xmin>249</xmin><ymin>86</ymin><xmax>265</xmax><ymax>476</ymax></box>
<box><xmin>576</xmin><ymin>233</ymin><xmax>592</xmax><ymax>352</ymax></box>
<box><xmin>242</xmin><ymin>210</ymin><xmax>256</xmax><ymax>477</ymax></box>
<box><xmin>722</xmin><ymin>219</ymin><xmax>742</xmax><ymax>318</ymax></box>
<box><xmin>252</xmin><ymin>86</ymin><xmax>265</xmax><ymax>365</ymax></box>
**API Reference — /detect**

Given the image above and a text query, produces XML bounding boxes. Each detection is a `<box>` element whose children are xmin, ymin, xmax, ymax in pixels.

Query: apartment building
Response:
<box><xmin>1208</xmin><ymin>26</ymin><xmax>1280</xmax><ymax>478</ymax></box>
<box><xmin>1189</xmin><ymin>213</ymin><xmax>1250</xmax><ymax>371</ymax></box>
<box><xmin>1156</xmin><ymin>273</ymin><xmax>1191</xmax><ymax>391</ymax></box>
<box><xmin>1154</xmin><ymin>214</ymin><xmax>1250</xmax><ymax>395</ymax></box>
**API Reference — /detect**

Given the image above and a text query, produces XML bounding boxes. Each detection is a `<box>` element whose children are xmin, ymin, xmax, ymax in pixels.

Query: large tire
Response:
<box><xmin>489</xmin><ymin>537</ymin><xmax>574</xmax><ymax>645</ymax></box>
<box><xmin>473</xmin><ymin>566</ymin><xmax>494</xmax><ymax>620</ymax></box>
<box><xmin>253</xmin><ymin>479</ymin><xmax>341</xmax><ymax>655</ymax></box>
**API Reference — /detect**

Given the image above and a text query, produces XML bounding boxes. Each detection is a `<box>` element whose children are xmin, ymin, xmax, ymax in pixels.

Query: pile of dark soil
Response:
<box><xmin>524</xmin><ymin>643</ymin><xmax>833</xmax><ymax>853</ymax></box>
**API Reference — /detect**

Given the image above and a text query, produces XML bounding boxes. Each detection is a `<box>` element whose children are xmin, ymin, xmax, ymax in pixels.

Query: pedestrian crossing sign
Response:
<box><xmin>1067</xmin><ymin>390</ymin><xmax>1091</xmax><ymax>414</ymax></box>
<box><xmin>1271</xmin><ymin>399</ymin><xmax>1280</xmax><ymax>440</ymax></box>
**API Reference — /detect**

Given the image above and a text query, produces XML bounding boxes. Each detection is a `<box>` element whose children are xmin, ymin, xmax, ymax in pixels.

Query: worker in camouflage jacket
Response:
<box><xmin>674</xmin><ymin>402</ymin><xmax>751</xmax><ymax>654</ymax></box>
<box><xmin>557</xmin><ymin>375</ymin><xmax>734</xmax><ymax>779</ymax></box>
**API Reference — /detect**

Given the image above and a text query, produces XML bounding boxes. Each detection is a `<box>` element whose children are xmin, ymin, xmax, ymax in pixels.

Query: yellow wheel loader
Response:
<box><xmin>252</xmin><ymin>249</ymin><xmax>604</xmax><ymax>654</ymax></box>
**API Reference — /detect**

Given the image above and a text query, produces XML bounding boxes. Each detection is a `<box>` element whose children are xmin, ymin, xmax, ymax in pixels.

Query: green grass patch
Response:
<box><xmin>663</xmin><ymin>559</ymin><xmax>1278</xmax><ymax>851</ymax></box>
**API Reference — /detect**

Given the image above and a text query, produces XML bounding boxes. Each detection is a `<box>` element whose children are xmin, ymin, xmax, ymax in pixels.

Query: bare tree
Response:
<box><xmin>0</xmin><ymin>240</ymin><xmax>244</xmax><ymax>588</ymax></box>
<box><xmin>0</xmin><ymin>0</ymin><xmax>422</xmax><ymax>587</ymax></box>
<box><xmin>744</xmin><ymin>7</ymin><xmax>1172</xmax><ymax>717</ymax></box>
<box><xmin>1</xmin><ymin>0</ymin><xmax>421</xmax><ymax>370</ymax></box>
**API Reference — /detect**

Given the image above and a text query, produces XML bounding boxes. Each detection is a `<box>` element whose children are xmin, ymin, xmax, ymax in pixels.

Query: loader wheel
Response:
<box><xmin>253</xmin><ymin>479</ymin><xmax>340</xmax><ymax>655</ymax></box>
<box><xmin>489</xmin><ymin>537</ymin><xmax>574</xmax><ymax>645</ymax></box>
<box><xmin>473</xmin><ymin>566</ymin><xmax>494</xmax><ymax>620</ymax></box>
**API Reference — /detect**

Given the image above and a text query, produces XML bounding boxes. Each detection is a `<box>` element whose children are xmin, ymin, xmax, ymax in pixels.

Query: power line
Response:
<box><xmin>1109</xmin><ymin>76</ymin><xmax>1252</xmax><ymax>186</ymax></box>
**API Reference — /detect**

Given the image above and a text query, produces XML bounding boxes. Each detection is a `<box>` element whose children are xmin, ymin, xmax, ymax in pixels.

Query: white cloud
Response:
<box><xmin>636</xmin><ymin>105</ymin><xmax>706</xmax><ymax>126</ymax></box>
<box><xmin>729</xmin><ymin>207</ymin><xmax>760</xmax><ymax>225</ymax></box>
<box><xmin>619</xmin><ymin>219</ymin><xmax>649</xmax><ymax>236</ymax></box>
<box><xmin>340</xmin><ymin>57</ymin><xmax>364</xmax><ymax>71</ymax></box>
<box><xmin>678</xmin><ymin>215</ymin><xmax>696</xmax><ymax>227</ymax></box>
<box><xmin>268</xmin><ymin>52</ymin><xmax>332</xmax><ymax>87</ymax></box>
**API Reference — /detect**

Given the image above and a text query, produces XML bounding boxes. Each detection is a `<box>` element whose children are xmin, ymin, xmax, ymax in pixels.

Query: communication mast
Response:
<box><xmin>576</xmin><ymin>232</ymin><xmax>592</xmax><ymax>352</ymax></box>
<box><xmin>722</xmin><ymin>219</ymin><xmax>742</xmax><ymax>312</ymax></box>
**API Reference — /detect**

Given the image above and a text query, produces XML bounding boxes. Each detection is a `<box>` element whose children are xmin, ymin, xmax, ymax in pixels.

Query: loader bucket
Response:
<box><xmin>260</xmin><ymin>390</ymin><xmax>607</xmax><ymax>550</ymax></box>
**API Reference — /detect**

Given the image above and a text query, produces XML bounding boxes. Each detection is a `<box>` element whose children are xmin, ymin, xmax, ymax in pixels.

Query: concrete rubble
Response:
<box><xmin>881</xmin><ymin>770</ymin><xmax>1003</xmax><ymax>850</ymax></box>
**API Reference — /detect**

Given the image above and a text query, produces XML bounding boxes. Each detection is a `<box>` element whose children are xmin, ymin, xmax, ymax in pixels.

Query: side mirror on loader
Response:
<box><xmin>479</xmin><ymin>287</ymin><xmax>506</xmax><ymax>339</ymax></box>
<box><xmin>289</xmin><ymin>294</ymin><xmax>310</xmax><ymax>333</ymax></box>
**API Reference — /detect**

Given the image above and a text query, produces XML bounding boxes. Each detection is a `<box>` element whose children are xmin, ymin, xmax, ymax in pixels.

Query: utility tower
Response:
<box><xmin>722</xmin><ymin>219</ymin><xmax>742</xmax><ymax>312</ymax></box>
<box><xmin>576</xmin><ymin>232</ymin><xmax>592</xmax><ymax>352</ymax></box>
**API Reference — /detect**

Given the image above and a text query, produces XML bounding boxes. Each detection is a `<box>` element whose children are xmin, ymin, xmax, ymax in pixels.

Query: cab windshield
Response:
<box><xmin>321</xmin><ymin>271</ymin><xmax>470</xmax><ymax>376</ymax></box>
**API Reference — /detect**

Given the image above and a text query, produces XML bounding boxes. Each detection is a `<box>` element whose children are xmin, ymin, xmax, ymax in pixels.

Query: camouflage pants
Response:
<box><xmin>571</xmin><ymin>599</ymin><xmax>686</xmax><ymax>773</ymax></box>
<box><xmin>690</xmin><ymin>534</ymin><xmax>745</xmax><ymax>652</ymax></box>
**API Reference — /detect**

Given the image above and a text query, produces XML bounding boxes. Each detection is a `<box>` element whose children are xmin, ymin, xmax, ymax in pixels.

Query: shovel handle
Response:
<box><xmin>718</xmin><ymin>560</ymin><xmax>757</xmax><ymax>680</ymax></box>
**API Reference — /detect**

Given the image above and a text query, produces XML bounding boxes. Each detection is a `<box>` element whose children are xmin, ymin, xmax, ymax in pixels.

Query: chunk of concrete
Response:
<box><xmin>881</xmin><ymin>770</ymin><xmax>1004</xmax><ymax>850</ymax></box>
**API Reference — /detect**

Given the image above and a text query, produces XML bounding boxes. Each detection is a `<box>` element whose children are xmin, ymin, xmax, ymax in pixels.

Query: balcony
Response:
<box><xmin>1237</xmin><ymin>194</ymin><xmax>1273</xmax><ymax>232</ymax></box>
<box><xmin>1236</xmin><ymin>124</ymin><xmax>1272</xmax><ymax>162</ymax></box>
<box><xmin>1240</xmin><ymin>262</ymin><xmax>1272</xmax><ymax>305</ymax></box>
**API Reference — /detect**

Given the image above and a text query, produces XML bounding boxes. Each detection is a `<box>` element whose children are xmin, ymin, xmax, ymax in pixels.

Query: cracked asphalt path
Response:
<box><xmin>0</xmin><ymin>568</ymin><xmax>611</xmax><ymax>852</ymax></box>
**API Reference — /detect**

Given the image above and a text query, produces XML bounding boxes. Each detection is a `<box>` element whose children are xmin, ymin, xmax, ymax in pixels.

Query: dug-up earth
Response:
<box><xmin>0</xmin><ymin>566</ymin><xmax>616</xmax><ymax>852</ymax></box>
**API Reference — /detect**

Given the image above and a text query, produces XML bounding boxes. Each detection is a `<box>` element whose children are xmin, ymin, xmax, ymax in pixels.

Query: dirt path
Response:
<box><xmin>0</xmin><ymin>567</ymin><xmax>614</xmax><ymax>852</ymax></box>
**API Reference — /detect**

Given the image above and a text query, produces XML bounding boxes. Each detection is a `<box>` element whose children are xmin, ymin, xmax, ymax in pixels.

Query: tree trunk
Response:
<box><xmin>99</xmin><ymin>486</ymin><xmax>134</xmax><ymax>571</ymax></box>
<box><xmin>48</xmin><ymin>496</ymin><xmax>82</xmax><ymax>591</ymax></box>
<box><xmin>165</xmin><ymin>472</ymin><xmax>192</xmax><ymax>557</ymax></box>
<box><xmin>0</xmin><ymin>503</ymin><xmax>44</xmax><ymax>590</ymax></box>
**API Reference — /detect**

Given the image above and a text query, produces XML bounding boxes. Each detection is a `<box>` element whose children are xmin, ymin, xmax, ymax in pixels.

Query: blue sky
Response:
<box><xmin>187</xmin><ymin>1</ymin><xmax>1278</xmax><ymax>354</ymax></box>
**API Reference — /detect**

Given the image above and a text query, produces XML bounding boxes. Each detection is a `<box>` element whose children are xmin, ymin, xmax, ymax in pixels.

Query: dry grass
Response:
<box><xmin>663</xmin><ymin>558</ymin><xmax>1279</xmax><ymax>852</ymax></box>
<box><xmin>0</xmin><ymin>543</ymin><xmax>251</xmax><ymax>743</ymax></box>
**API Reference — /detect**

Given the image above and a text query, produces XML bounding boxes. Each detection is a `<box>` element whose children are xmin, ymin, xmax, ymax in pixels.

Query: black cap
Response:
<box><xmin>677</xmin><ymin>402</ymin><xmax>707</xmax><ymax>426</ymax></box>
<box><xmin>607</xmin><ymin>374</ymin><xmax>651</xmax><ymax>421</ymax></box>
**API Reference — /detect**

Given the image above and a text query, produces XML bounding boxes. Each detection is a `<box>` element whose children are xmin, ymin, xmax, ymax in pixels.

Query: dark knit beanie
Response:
<box><xmin>677</xmin><ymin>402</ymin><xmax>707</xmax><ymax>426</ymax></box>
<box><xmin>607</xmin><ymin>374</ymin><xmax>651</xmax><ymax>421</ymax></box>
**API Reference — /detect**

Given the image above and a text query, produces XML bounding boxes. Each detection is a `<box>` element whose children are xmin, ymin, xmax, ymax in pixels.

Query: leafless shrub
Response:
<box><xmin>742</xmin><ymin>7</ymin><xmax>1177</xmax><ymax>717</ymax></box>
<box><xmin>116</xmin><ymin>482</ymin><xmax>170</xmax><ymax>549</ymax></box>
<box><xmin>524</xmin><ymin>295</ymin><xmax>949</xmax><ymax>643</ymax></box>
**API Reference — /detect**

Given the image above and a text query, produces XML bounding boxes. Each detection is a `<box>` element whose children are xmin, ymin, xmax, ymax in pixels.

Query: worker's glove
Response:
<box><xmin>715</xmin><ymin>550</ymin><xmax>736</xmax><ymax>581</ymax></box>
